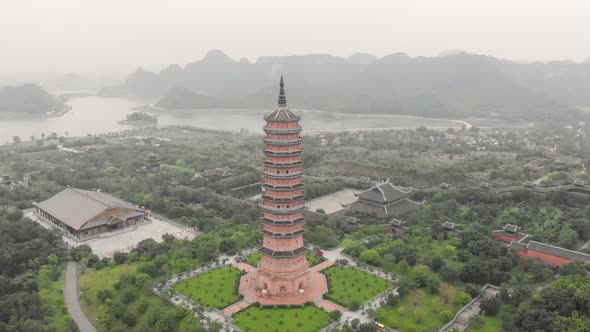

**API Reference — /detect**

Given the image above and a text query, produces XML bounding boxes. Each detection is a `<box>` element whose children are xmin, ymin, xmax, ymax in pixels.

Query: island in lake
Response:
<box><xmin>118</xmin><ymin>111</ymin><xmax>158</xmax><ymax>125</ymax></box>
<box><xmin>0</xmin><ymin>83</ymin><xmax>71</xmax><ymax>120</ymax></box>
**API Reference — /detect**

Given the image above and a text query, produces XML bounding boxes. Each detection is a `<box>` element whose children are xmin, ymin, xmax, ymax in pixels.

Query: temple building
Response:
<box><xmin>492</xmin><ymin>224</ymin><xmax>590</xmax><ymax>266</ymax></box>
<box><xmin>347</xmin><ymin>181</ymin><xmax>422</xmax><ymax>218</ymax></box>
<box><xmin>238</xmin><ymin>77</ymin><xmax>327</xmax><ymax>305</ymax></box>
<box><xmin>34</xmin><ymin>187</ymin><xmax>147</xmax><ymax>239</ymax></box>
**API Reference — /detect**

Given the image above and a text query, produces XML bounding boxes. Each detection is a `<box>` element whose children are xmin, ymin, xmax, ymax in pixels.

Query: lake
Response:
<box><xmin>0</xmin><ymin>96</ymin><xmax>463</xmax><ymax>144</ymax></box>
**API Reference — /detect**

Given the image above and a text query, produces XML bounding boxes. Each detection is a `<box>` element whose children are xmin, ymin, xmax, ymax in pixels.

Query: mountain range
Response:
<box><xmin>100</xmin><ymin>50</ymin><xmax>590</xmax><ymax>123</ymax></box>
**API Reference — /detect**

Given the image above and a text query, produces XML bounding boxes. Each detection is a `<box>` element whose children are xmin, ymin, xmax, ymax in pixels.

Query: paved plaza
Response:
<box><xmin>26</xmin><ymin>210</ymin><xmax>197</xmax><ymax>258</ymax></box>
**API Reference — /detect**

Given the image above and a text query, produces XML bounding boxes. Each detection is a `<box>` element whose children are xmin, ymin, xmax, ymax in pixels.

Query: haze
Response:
<box><xmin>1</xmin><ymin>0</ymin><xmax>590</xmax><ymax>80</ymax></box>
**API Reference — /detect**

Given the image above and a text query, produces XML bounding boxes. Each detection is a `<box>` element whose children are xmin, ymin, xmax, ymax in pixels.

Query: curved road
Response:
<box><xmin>65</xmin><ymin>260</ymin><xmax>97</xmax><ymax>332</ymax></box>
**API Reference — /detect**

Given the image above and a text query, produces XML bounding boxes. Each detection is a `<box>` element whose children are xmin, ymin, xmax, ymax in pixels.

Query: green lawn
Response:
<box><xmin>245</xmin><ymin>250</ymin><xmax>324</xmax><ymax>267</ymax></box>
<box><xmin>174</xmin><ymin>266</ymin><xmax>243</xmax><ymax>309</ymax></box>
<box><xmin>233</xmin><ymin>305</ymin><xmax>331</xmax><ymax>332</ymax></box>
<box><xmin>38</xmin><ymin>265</ymin><xmax>72</xmax><ymax>331</ymax></box>
<box><xmin>322</xmin><ymin>266</ymin><xmax>390</xmax><ymax>308</ymax></box>
<box><xmin>245</xmin><ymin>252</ymin><xmax>261</xmax><ymax>267</ymax></box>
<box><xmin>377</xmin><ymin>288</ymin><xmax>462</xmax><ymax>332</ymax></box>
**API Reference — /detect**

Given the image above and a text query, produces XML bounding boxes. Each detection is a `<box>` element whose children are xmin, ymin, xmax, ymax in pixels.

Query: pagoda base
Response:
<box><xmin>238</xmin><ymin>269</ymin><xmax>328</xmax><ymax>306</ymax></box>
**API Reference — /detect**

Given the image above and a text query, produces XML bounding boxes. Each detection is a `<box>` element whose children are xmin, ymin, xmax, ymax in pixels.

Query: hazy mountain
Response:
<box><xmin>0</xmin><ymin>84</ymin><xmax>66</xmax><ymax>114</ymax></box>
<box><xmin>347</xmin><ymin>52</ymin><xmax>379</xmax><ymax>65</ymax></box>
<box><xmin>102</xmin><ymin>50</ymin><xmax>590</xmax><ymax>122</ymax></box>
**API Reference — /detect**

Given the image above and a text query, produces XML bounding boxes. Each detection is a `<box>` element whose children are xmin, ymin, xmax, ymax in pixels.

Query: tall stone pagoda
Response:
<box><xmin>238</xmin><ymin>77</ymin><xmax>328</xmax><ymax>305</ymax></box>
<box><xmin>258</xmin><ymin>76</ymin><xmax>308</xmax><ymax>296</ymax></box>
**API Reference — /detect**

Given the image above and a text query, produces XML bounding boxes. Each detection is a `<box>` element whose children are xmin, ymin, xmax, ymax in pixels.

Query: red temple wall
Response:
<box><xmin>266</xmin><ymin>145</ymin><xmax>301</xmax><ymax>152</ymax></box>
<box><xmin>493</xmin><ymin>235</ymin><xmax>518</xmax><ymax>243</ymax></box>
<box><xmin>266</xmin><ymin>156</ymin><xmax>301</xmax><ymax>163</ymax></box>
<box><xmin>263</xmin><ymin>211</ymin><xmax>303</xmax><ymax>221</ymax></box>
<box><xmin>262</xmin><ymin>201</ymin><xmax>304</xmax><ymax>209</ymax></box>
<box><xmin>265</xmin><ymin>122</ymin><xmax>300</xmax><ymax>130</ymax></box>
<box><xmin>514</xmin><ymin>250</ymin><xmax>570</xmax><ymax>266</ymax></box>
<box><xmin>263</xmin><ymin>234</ymin><xmax>304</xmax><ymax>251</ymax></box>
<box><xmin>263</xmin><ymin>223</ymin><xmax>303</xmax><ymax>233</ymax></box>
<box><xmin>264</xmin><ymin>178</ymin><xmax>301</xmax><ymax>186</ymax></box>
<box><xmin>263</xmin><ymin>166</ymin><xmax>302</xmax><ymax>174</ymax></box>
<box><xmin>264</xmin><ymin>189</ymin><xmax>304</xmax><ymax>198</ymax></box>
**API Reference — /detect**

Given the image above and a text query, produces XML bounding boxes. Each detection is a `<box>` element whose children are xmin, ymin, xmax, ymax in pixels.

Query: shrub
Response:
<box><xmin>479</xmin><ymin>297</ymin><xmax>500</xmax><ymax>316</ymax></box>
<box><xmin>96</xmin><ymin>289</ymin><xmax>113</xmax><ymax>303</ymax></box>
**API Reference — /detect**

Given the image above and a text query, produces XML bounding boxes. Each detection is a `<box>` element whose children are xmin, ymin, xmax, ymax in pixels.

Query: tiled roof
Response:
<box><xmin>264</xmin><ymin>108</ymin><xmax>301</xmax><ymax>122</ymax></box>
<box><xmin>350</xmin><ymin>197</ymin><xmax>420</xmax><ymax>218</ymax></box>
<box><xmin>356</xmin><ymin>182</ymin><xmax>412</xmax><ymax>203</ymax></box>
<box><xmin>36</xmin><ymin>188</ymin><xmax>144</xmax><ymax>230</ymax></box>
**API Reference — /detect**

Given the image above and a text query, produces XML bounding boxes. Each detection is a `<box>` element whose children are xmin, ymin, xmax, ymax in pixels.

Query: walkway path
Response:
<box><xmin>316</xmin><ymin>299</ymin><xmax>346</xmax><ymax>313</ymax></box>
<box><xmin>64</xmin><ymin>260</ymin><xmax>97</xmax><ymax>332</ymax></box>
<box><xmin>223</xmin><ymin>300</ymin><xmax>251</xmax><ymax>316</ymax></box>
<box><xmin>234</xmin><ymin>262</ymin><xmax>256</xmax><ymax>272</ymax></box>
<box><xmin>310</xmin><ymin>260</ymin><xmax>334</xmax><ymax>271</ymax></box>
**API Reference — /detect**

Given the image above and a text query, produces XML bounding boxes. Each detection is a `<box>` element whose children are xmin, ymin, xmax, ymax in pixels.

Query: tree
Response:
<box><xmin>479</xmin><ymin>297</ymin><xmax>500</xmax><ymax>316</ymax></box>
<box><xmin>330</xmin><ymin>310</ymin><xmax>342</xmax><ymax>321</ymax></box>
<box><xmin>351</xmin><ymin>318</ymin><xmax>360</xmax><ymax>329</ymax></box>
<box><xmin>12</xmin><ymin>136</ymin><xmax>20</xmax><ymax>144</ymax></box>
<box><xmin>96</xmin><ymin>289</ymin><xmax>113</xmax><ymax>303</ymax></box>
<box><xmin>360</xmin><ymin>249</ymin><xmax>381</xmax><ymax>266</ymax></box>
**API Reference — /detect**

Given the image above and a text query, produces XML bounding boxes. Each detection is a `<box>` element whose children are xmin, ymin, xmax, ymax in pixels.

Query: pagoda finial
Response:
<box><xmin>278</xmin><ymin>76</ymin><xmax>287</xmax><ymax>107</ymax></box>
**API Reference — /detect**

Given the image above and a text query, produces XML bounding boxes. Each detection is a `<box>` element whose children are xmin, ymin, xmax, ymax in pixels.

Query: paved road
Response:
<box><xmin>64</xmin><ymin>260</ymin><xmax>97</xmax><ymax>332</ymax></box>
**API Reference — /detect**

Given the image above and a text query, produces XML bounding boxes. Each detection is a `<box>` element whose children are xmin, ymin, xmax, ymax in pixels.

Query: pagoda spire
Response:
<box><xmin>278</xmin><ymin>76</ymin><xmax>287</xmax><ymax>107</ymax></box>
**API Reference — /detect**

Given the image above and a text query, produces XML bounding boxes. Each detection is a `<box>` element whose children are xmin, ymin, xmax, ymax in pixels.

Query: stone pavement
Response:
<box><xmin>316</xmin><ymin>299</ymin><xmax>346</xmax><ymax>313</ymax></box>
<box><xmin>233</xmin><ymin>262</ymin><xmax>256</xmax><ymax>272</ymax></box>
<box><xmin>310</xmin><ymin>260</ymin><xmax>334</xmax><ymax>271</ymax></box>
<box><xmin>223</xmin><ymin>300</ymin><xmax>252</xmax><ymax>316</ymax></box>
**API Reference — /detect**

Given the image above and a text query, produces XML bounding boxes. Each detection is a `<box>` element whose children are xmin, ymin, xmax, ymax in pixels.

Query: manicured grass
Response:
<box><xmin>79</xmin><ymin>264</ymin><xmax>140</xmax><ymax>324</ymax></box>
<box><xmin>38</xmin><ymin>265</ymin><xmax>71</xmax><ymax>331</ymax></box>
<box><xmin>245</xmin><ymin>250</ymin><xmax>324</xmax><ymax>268</ymax></box>
<box><xmin>376</xmin><ymin>289</ymin><xmax>462</xmax><ymax>332</ymax></box>
<box><xmin>233</xmin><ymin>305</ymin><xmax>331</xmax><ymax>332</ymax></box>
<box><xmin>245</xmin><ymin>252</ymin><xmax>261</xmax><ymax>267</ymax></box>
<box><xmin>323</xmin><ymin>266</ymin><xmax>390</xmax><ymax>308</ymax></box>
<box><xmin>174</xmin><ymin>266</ymin><xmax>242</xmax><ymax>309</ymax></box>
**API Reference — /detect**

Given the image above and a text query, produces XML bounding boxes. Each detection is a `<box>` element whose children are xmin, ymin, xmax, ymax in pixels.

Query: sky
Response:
<box><xmin>1</xmin><ymin>0</ymin><xmax>590</xmax><ymax>78</ymax></box>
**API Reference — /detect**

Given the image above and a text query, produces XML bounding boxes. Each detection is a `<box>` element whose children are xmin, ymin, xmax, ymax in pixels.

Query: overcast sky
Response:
<box><xmin>1</xmin><ymin>0</ymin><xmax>589</xmax><ymax>76</ymax></box>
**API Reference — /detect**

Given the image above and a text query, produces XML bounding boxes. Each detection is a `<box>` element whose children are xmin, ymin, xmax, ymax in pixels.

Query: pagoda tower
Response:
<box><xmin>256</xmin><ymin>76</ymin><xmax>310</xmax><ymax>296</ymax></box>
<box><xmin>237</xmin><ymin>77</ymin><xmax>327</xmax><ymax>305</ymax></box>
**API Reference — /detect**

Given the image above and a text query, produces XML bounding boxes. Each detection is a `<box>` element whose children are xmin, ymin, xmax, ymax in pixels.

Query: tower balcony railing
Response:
<box><xmin>262</xmin><ymin>195</ymin><xmax>305</xmax><ymax>203</ymax></box>
<box><xmin>263</xmin><ymin>126</ymin><xmax>302</xmax><ymax>135</ymax></box>
<box><xmin>262</xmin><ymin>171</ymin><xmax>303</xmax><ymax>179</ymax></box>
<box><xmin>262</xmin><ymin>183</ymin><xmax>303</xmax><ymax>191</ymax></box>
<box><xmin>263</xmin><ymin>150</ymin><xmax>302</xmax><ymax>157</ymax></box>
<box><xmin>263</xmin><ymin>161</ymin><xmax>303</xmax><ymax>168</ymax></box>
<box><xmin>261</xmin><ymin>229</ymin><xmax>305</xmax><ymax>238</ymax></box>
<box><xmin>259</xmin><ymin>246</ymin><xmax>307</xmax><ymax>257</ymax></box>
<box><xmin>260</xmin><ymin>204</ymin><xmax>305</xmax><ymax>214</ymax></box>
<box><xmin>263</xmin><ymin>138</ymin><xmax>302</xmax><ymax>146</ymax></box>
<box><xmin>261</xmin><ymin>217</ymin><xmax>305</xmax><ymax>225</ymax></box>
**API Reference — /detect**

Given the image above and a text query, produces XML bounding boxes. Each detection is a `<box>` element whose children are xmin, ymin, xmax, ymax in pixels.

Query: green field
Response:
<box><xmin>377</xmin><ymin>288</ymin><xmax>464</xmax><ymax>332</ymax></box>
<box><xmin>174</xmin><ymin>266</ymin><xmax>243</xmax><ymax>309</ymax></box>
<box><xmin>322</xmin><ymin>266</ymin><xmax>390</xmax><ymax>308</ymax></box>
<box><xmin>245</xmin><ymin>250</ymin><xmax>324</xmax><ymax>268</ymax></box>
<box><xmin>38</xmin><ymin>265</ymin><xmax>72</xmax><ymax>331</ymax></box>
<box><xmin>245</xmin><ymin>252</ymin><xmax>261</xmax><ymax>267</ymax></box>
<box><xmin>233</xmin><ymin>305</ymin><xmax>331</xmax><ymax>332</ymax></box>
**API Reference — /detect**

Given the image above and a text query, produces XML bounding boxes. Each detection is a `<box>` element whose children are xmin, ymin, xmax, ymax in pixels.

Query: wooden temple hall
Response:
<box><xmin>346</xmin><ymin>181</ymin><xmax>422</xmax><ymax>218</ymax></box>
<box><xmin>34</xmin><ymin>187</ymin><xmax>147</xmax><ymax>239</ymax></box>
